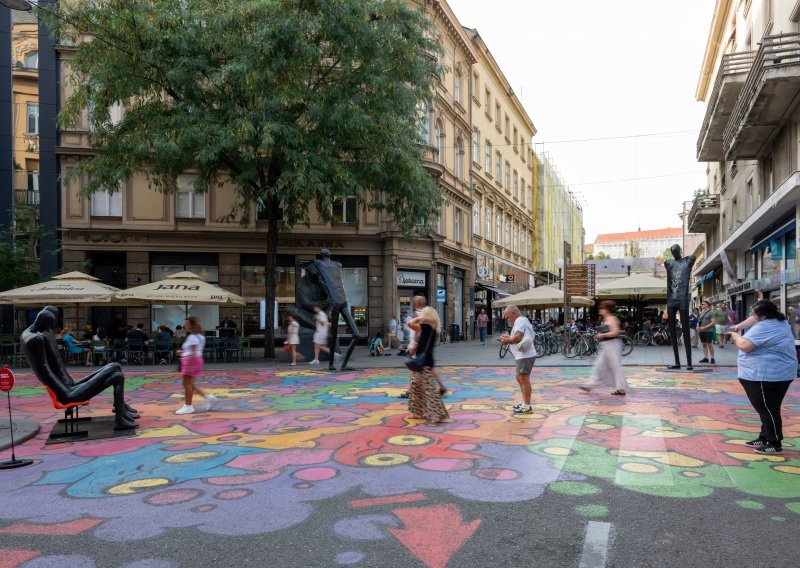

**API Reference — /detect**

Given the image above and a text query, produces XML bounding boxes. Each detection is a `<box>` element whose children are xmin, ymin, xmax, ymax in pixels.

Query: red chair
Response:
<box><xmin>44</xmin><ymin>386</ymin><xmax>90</xmax><ymax>441</ymax></box>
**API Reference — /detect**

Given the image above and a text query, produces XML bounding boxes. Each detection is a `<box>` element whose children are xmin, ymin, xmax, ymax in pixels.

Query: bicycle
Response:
<box><xmin>498</xmin><ymin>326</ymin><xmax>511</xmax><ymax>359</ymax></box>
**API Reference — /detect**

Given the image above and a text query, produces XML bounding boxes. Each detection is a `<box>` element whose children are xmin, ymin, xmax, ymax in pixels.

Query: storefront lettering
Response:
<box><xmin>281</xmin><ymin>239</ymin><xmax>344</xmax><ymax>249</ymax></box>
<box><xmin>397</xmin><ymin>271</ymin><xmax>426</xmax><ymax>287</ymax></box>
<box><xmin>155</xmin><ymin>284</ymin><xmax>200</xmax><ymax>291</ymax></box>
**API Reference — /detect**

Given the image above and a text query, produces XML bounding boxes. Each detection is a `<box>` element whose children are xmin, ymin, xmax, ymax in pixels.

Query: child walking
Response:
<box><xmin>175</xmin><ymin>315</ymin><xmax>218</xmax><ymax>415</ymax></box>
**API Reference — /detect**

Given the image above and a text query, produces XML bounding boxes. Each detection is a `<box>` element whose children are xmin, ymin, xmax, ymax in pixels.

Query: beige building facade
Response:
<box><xmin>56</xmin><ymin>0</ymin><xmax>480</xmax><ymax>342</ymax></box>
<box><xmin>692</xmin><ymin>0</ymin><xmax>800</xmax><ymax>322</ymax></box>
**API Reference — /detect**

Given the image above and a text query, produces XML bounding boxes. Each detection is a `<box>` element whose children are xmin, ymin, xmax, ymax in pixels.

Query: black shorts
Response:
<box><xmin>699</xmin><ymin>331</ymin><xmax>714</xmax><ymax>344</ymax></box>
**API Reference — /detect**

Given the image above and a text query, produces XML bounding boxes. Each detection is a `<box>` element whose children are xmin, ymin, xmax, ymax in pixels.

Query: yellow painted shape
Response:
<box><xmin>362</xmin><ymin>453</ymin><xmax>410</xmax><ymax>467</ymax></box>
<box><xmin>543</xmin><ymin>447</ymin><xmax>572</xmax><ymax>456</ymax></box>
<box><xmin>773</xmin><ymin>465</ymin><xmax>800</xmax><ymax>474</ymax></box>
<box><xmin>682</xmin><ymin>471</ymin><xmax>702</xmax><ymax>478</ymax></box>
<box><xmin>164</xmin><ymin>451</ymin><xmax>218</xmax><ymax>463</ymax></box>
<box><xmin>136</xmin><ymin>424</ymin><xmax>194</xmax><ymax>438</ymax></box>
<box><xmin>585</xmin><ymin>423</ymin><xmax>615</xmax><ymax>431</ymax></box>
<box><xmin>640</xmin><ymin>430</ymin><xmax>688</xmax><ymax>439</ymax></box>
<box><xmin>387</xmin><ymin>435</ymin><xmax>432</xmax><ymax>446</ymax></box>
<box><xmin>725</xmin><ymin>452</ymin><xmax>787</xmax><ymax>463</ymax></box>
<box><xmin>619</xmin><ymin>462</ymin><xmax>659</xmax><ymax>473</ymax></box>
<box><xmin>612</xmin><ymin>450</ymin><xmax>704</xmax><ymax>467</ymax></box>
<box><xmin>107</xmin><ymin>478</ymin><xmax>170</xmax><ymax>495</ymax></box>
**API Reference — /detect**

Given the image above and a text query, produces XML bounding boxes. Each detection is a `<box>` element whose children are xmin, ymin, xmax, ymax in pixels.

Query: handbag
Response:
<box><xmin>517</xmin><ymin>322</ymin><xmax>534</xmax><ymax>352</ymax></box>
<box><xmin>404</xmin><ymin>325</ymin><xmax>435</xmax><ymax>372</ymax></box>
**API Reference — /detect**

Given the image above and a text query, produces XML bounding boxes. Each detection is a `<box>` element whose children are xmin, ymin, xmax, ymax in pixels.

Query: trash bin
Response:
<box><xmin>450</xmin><ymin>323</ymin><xmax>460</xmax><ymax>342</ymax></box>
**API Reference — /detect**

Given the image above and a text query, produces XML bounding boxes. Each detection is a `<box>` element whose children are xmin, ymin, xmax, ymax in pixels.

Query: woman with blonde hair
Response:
<box><xmin>175</xmin><ymin>315</ymin><xmax>218</xmax><ymax>415</ymax></box>
<box><xmin>581</xmin><ymin>300</ymin><xmax>627</xmax><ymax>395</ymax></box>
<box><xmin>405</xmin><ymin>306</ymin><xmax>449</xmax><ymax>423</ymax></box>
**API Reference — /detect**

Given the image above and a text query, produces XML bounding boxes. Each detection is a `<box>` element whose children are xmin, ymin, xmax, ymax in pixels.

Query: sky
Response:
<box><xmin>448</xmin><ymin>0</ymin><xmax>715</xmax><ymax>243</ymax></box>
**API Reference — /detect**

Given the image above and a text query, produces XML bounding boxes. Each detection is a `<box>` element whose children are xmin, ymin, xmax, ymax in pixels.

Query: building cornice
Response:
<box><xmin>430</xmin><ymin>0</ymin><xmax>478</xmax><ymax>65</ymax></box>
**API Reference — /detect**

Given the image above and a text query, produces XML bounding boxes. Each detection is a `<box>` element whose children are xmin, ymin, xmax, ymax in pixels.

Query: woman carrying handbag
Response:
<box><xmin>405</xmin><ymin>307</ymin><xmax>449</xmax><ymax>423</ymax></box>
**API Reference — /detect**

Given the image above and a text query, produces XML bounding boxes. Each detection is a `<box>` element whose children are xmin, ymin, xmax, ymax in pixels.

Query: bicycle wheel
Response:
<box><xmin>621</xmin><ymin>335</ymin><xmax>634</xmax><ymax>356</ymax></box>
<box><xmin>634</xmin><ymin>331</ymin><xmax>649</xmax><ymax>346</ymax></box>
<box><xmin>534</xmin><ymin>334</ymin><xmax>545</xmax><ymax>357</ymax></box>
<box><xmin>499</xmin><ymin>343</ymin><xmax>510</xmax><ymax>359</ymax></box>
<box><xmin>576</xmin><ymin>337</ymin><xmax>591</xmax><ymax>357</ymax></box>
<box><xmin>563</xmin><ymin>336</ymin><xmax>578</xmax><ymax>358</ymax></box>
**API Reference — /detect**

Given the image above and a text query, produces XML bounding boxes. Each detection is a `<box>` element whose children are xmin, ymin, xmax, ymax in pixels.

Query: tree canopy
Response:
<box><xmin>40</xmin><ymin>0</ymin><xmax>444</xmax><ymax>356</ymax></box>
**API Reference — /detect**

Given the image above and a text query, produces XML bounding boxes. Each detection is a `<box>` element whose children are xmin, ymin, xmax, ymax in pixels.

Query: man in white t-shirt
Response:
<box><xmin>387</xmin><ymin>315</ymin><xmax>398</xmax><ymax>352</ymax></box>
<box><xmin>310</xmin><ymin>306</ymin><xmax>331</xmax><ymax>365</ymax></box>
<box><xmin>499</xmin><ymin>305</ymin><xmax>538</xmax><ymax>414</ymax></box>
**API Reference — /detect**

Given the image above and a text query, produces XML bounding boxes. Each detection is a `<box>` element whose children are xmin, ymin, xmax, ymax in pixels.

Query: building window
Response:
<box><xmin>435</xmin><ymin>120</ymin><xmax>444</xmax><ymax>165</ymax></box>
<box><xmin>485</xmin><ymin>141</ymin><xmax>492</xmax><ymax>174</ymax></box>
<box><xmin>495</xmin><ymin>103</ymin><xmax>501</xmax><ymax>126</ymax></box>
<box><xmin>472</xmin><ymin>129</ymin><xmax>480</xmax><ymax>164</ymax></box>
<box><xmin>332</xmin><ymin>196</ymin><xmax>358</xmax><ymax>224</ymax></box>
<box><xmin>513</xmin><ymin>225</ymin><xmax>519</xmax><ymax>254</ymax></box>
<box><xmin>513</xmin><ymin>127</ymin><xmax>518</xmax><ymax>151</ymax></box>
<box><xmin>91</xmin><ymin>186</ymin><xmax>123</xmax><ymax>217</ymax></box>
<box><xmin>418</xmin><ymin>100</ymin><xmax>430</xmax><ymax>145</ymax></box>
<box><xmin>505</xmin><ymin>220</ymin><xmax>511</xmax><ymax>249</ymax></box>
<box><xmin>454</xmin><ymin>69</ymin><xmax>462</xmax><ymax>104</ymax></box>
<box><xmin>505</xmin><ymin>116</ymin><xmax>510</xmax><ymax>139</ymax></box>
<box><xmin>455</xmin><ymin>137</ymin><xmax>464</xmax><ymax>179</ymax></box>
<box><xmin>472</xmin><ymin>73</ymin><xmax>479</xmax><ymax>100</ymax></box>
<box><xmin>485</xmin><ymin>90</ymin><xmax>491</xmax><ymax>115</ymax></box>
<box><xmin>496</xmin><ymin>213</ymin><xmax>502</xmax><ymax>243</ymax></box>
<box><xmin>473</xmin><ymin>202</ymin><xmax>480</xmax><ymax>236</ymax></box>
<box><xmin>26</xmin><ymin>103</ymin><xmax>38</xmax><ymax>134</ymax></box>
<box><xmin>23</xmin><ymin>51</ymin><xmax>37</xmax><ymax>69</ymax></box>
<box><xmin>256</xmin><ymin>198</ymin><xmax>284</xmax><ymax>221</ymax></box>
<box><xmin>455</xmin><ymin>209</ymin><xmax>463</xmax><ymax>243</ymax></box>
<box><xmin>495</xmin><ymin>152</ymin><xmax>502</xmax><ymax>183</ymax></box>
<box><xmin>513</xmin><ymin>171</ymin><xmax>519</xmax><ymax>199</ymax></box>
<box><xmin>521</xmin><ymin>179</ymin><xmax>526</xmax><ymax>207</ymax></box>
<box><xmin>176</xmin><ymin>178</ymin><xmax>206</xmax><ymax>219</ymax></box>
<box><xmin>436</xmin><ymin>206</ymin><xmax>443</xmax><ymax>235</ymax></box>
<box><xmin>505</xmin><ymin>162</ymin><xmax>511</xmax><ymax>193</ymax></box>
<box><xmin>486</xmin><ymin>207</ymin><xmax>492</xmax><ymax>240</ymax></box>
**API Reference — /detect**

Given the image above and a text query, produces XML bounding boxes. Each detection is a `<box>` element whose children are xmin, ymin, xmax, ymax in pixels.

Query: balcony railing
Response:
<box><xmin>723</xmin><ymin>33</ymin><xmax>800</xmax><ymax>159</ymax></box>
<box><xmin>696</xmin><ymin>51</ymin><xmax>754</xmax><ymax>161</ymax></box>
<box><xmin>418</xmin><ymin>144</ymin><xmax>444</xmax><ymax>177</ymax></box>
<box><xmin>14</xmin><ymin>189</ymin><xmax>40</xmax><ymax>206</ymax></box>
<box><xmin>687</xmin><ymin>193</ymin><xmax>720</xmax><ymax>234</ymax></box>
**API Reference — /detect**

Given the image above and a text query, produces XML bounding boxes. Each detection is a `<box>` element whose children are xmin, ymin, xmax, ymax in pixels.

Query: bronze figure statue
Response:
<box><xmin>21</xmin><ymin>307</ymin><xmax>138</xmax><ymax>430</ymax></box>
<box><xmin>664</xmin><ymin>244</ymin><xmax>696</xmax><ymax>370</ymax></box>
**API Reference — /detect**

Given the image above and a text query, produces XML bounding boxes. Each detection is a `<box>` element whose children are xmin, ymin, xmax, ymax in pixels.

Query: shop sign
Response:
<box><xmin>0</xmin><ymin>368</ymin><xmax>14</xmax><ymax>392</ymax></box>
<box><xmin>397</xmin><ymin>271</ymin><xmax>426</xmax><ymax>287</ymax></box>
<box><xmin>436</xmin><ymin>287</ymin><xmax>446</xmax><ymax>303</ymax></box>
<box><xmin>477</xmin><ymin>265</ymin><xmax>490</xmax><ymax>278</ymax></box>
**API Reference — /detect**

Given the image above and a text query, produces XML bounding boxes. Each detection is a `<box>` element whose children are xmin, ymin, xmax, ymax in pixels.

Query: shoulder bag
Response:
<box><xmin>517</xmin><ymin>322</ymin><xmax>534</xmax><ymax>352</ymax></box>
<box><xmin>404</xmin><ymin>325</ymin><xmax>435</xmax><ymax>372</ymax></box>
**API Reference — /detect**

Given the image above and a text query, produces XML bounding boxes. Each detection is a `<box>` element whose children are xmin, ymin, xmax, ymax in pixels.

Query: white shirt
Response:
<box><xmin>181</xmin><ymin>333</ymin><xmax>206</xmax><ymax>358</ymax></box>
<box><xmin>388</xmin><ymin>318</ymin><xmax>397</xmax><ymax>334</ymax></box>
<box><xmin>315</xmin><ymin>311</ymin><xmax>329</xmax><ymax>334</ymax></box>
<box><xmin>510</xmin><ymin>316</ymin><xmax>537</xmax><ymax>360</ymax></box>
<box><xmin>408</xmin><ymin>309</ymin><xmax>421</xmax><ymax>349</ymax></box>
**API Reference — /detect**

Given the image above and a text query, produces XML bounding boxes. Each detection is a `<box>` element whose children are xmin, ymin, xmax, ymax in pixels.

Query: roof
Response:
<box><xmin>594</xmin><ymin>228</ymin><xmax>683</xmax><ymax>244</ymax></box>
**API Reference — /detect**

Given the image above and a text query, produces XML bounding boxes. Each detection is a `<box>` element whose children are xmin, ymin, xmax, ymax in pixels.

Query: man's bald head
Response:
<box><xmin>412</xmin><ymin>295</ymin><xmax>427</xmax><ymax>309</ymax></box>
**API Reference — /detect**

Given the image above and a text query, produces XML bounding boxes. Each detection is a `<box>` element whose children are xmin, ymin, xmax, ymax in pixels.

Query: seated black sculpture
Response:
<box><xmin>21</xmin><ymin>307</ymin><xmax>137</xmax><ymax>430</ymax></box>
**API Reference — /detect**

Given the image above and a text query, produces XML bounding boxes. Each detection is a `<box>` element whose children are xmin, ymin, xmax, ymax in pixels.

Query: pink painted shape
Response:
<box><xmin>388</xmin><ymin>505</ymin><xmax>481</xmax><ymax>568</ymax></box>
<box><xmin>145</xmin><ymin>489</ymin><xmax>202</xmax><ymax>505</ymax></box>
<box><xmin>292</xmin><ymin>467</ymin><xmax>338</xmax><ymax>481</ymax></box>
<box><xmin>351</xmin><ymin>493</ymin><xmax>426</xmax><ymax>508</ymax></box>
<box><xmin>0</xmin><ymin>518</ymin><xmax>102</xmax><ymax>536</ymax></box>
<box><xmin>450</xmin><ymin>444</ymin><xmax>478</xmax><ymax>451</ymax></box>
<box><xmin>216</xmin><ymin>489</ymin><xmax>251</xmax><ymax>500</ymax></box>
<box><xmin>475</xmin><ymin>468</ymin><xmax>519</xmax><ymax>481</ymax></box>
<box><xmin>0</xmin><ymin>547</ymin><xmax>41</xmax><ymax>567</ymax></box>
<box><xmin>415</xmin><ymin>459</ymin><xmax>474</xmax><ymax>472</ymax></box>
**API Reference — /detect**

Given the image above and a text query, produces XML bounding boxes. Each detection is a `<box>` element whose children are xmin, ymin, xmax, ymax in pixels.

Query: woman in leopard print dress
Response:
<box><xmin>406</xmin><ymin>307</ymin><xmax>449</xmax><ymax>423</ymax></box>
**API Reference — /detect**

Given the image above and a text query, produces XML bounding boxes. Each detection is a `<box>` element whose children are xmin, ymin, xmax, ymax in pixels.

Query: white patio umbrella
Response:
<box><xmin>492</xmin><ymin>284</ymin><xmax>594</xmax><ymax>309</ymax></box>
<box><xmin>596</xmin><ymin>274</ymin><xmax>667</xmax><ymax>299</ymax></box>
<box><xmin>115</xmin><ymin>271</ymin><xmax>245</xmax><ymax>314</ymax></box>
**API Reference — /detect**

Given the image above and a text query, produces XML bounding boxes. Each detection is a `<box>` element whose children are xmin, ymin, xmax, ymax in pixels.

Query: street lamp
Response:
<box><xmin>555</xmin><ymin>258</ymin><xmax>564</xmax><ymax>290</ymax></box>
<box><xmin>0</xmin><ymin>1</ymin><xmax>32</xmax><ymax>10</ymax></box>
<box><xmin>623</xmin><ymin>255</ymin><xmax>634</xmax><ymax>276</ymax></box>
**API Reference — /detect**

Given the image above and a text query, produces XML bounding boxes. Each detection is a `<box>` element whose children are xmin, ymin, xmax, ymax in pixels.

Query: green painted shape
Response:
<box><xmin>771</xmin><ymin>516</ymin><xmax>785</xmax><ymax>522</ymax></box>
<box><xmin>575</xmin><ymin>504</ymin><xmax>608</xmax><ymax>518</ymax></box>
<box><xmin>549</xmin><ymin>481</ymin><xmax>600</xmax><ymax>496</ymax></box>
<box><xmin>786</xmin><ymin>503</ymin><xmax>800</xmax><ymax>515</ymax></box>
<box><xmin>736</xmin><ymin>499</ymin><xmax>765</xmax><ymax>510</ymax></box>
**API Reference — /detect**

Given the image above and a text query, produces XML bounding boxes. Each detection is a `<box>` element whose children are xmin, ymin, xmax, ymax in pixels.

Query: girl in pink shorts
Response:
<box><xmin>175</xmin><ymin>315</ymin><xmax>218</xmax><ymax>415</ymax></box>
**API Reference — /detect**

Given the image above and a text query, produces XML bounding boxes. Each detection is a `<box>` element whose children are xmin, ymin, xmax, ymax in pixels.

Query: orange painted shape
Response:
<box><xmin>388</xmin><ymin>504</ymin><xmax>481</xmax><ymax>568</ymax></box>
<box><xmin>0</xmin><ymin>548</ymin><xmax>41</xmax><ymax>568</ymax></box>
<box><xmin>351</xmin><ymin>492</ymin><xmax>426</xmax><ymax>508</ymax></box>
<box><xmin>0</xmin><ymin>517</ymin><xmax>102</xmax><ymax>536</ymax></box>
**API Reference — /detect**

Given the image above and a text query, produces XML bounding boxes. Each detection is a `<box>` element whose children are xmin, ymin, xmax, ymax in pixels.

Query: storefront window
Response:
<box><xmin>761</xmin><ymin>247</ymin><xmax>782</xmax><ymax>277</ymax></box>
<box><xmin>241</xmin><ymin>266</ymin><xmax>296</xmax><ymax>299</ymax></box>
<box><xmin>341</xmin><ymin>267</ymin><xmax>368</xmax><ymax>334</ymax></box>
<box><xmin>744</xmin><ymin>251</ymin><xmax>755</xmax><ymax>281</ymax></box>
<box><xmin>786</xmin><ymin>283</ymin><xmax>800</xmax><ymax>339</ymax></box>
<box><xmin>786</xmin><ymin>237</ymin><xmax>796</xmax><ymax>270</ymax></box>
<box><xmin>454</xmin><ymin>277</ymin><xmax>463</xmax><ymax>332</ymax></box>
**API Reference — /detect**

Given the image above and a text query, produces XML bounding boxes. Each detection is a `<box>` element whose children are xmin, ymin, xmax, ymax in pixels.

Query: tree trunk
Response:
<box><xmin>263</xmin><ymin>197</ymin><xmax>279</xmax><ymax>358</ymax></box>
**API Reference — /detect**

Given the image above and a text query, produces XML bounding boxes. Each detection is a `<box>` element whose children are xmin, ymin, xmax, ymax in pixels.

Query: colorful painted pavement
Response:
<box><xmin>0</xmin><ymin>366</ymin><xmax>798</xmax><ymax>567</ymax></box>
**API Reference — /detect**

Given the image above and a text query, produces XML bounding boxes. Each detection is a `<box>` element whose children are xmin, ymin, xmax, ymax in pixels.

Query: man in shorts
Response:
<box><xmin>697</xmin><ymin>300</ymin><xmax>716</xmax><ymax>364</ymax></box>
<box><xmin>714</xmin><ymin>302</ymin><xmax>728</xmax><ymax>347</ymax></box>
<box><xmin>500</xmin><ymin>305</ymin><xmax>538</xmax><ymax>414</ymax></box>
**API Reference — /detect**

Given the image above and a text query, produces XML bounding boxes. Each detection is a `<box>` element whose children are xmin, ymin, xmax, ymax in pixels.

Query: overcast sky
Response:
<box><xmin>448</xmin><ymin>0</ymin><xmax>715</xmax><ymax>243</ymax></box>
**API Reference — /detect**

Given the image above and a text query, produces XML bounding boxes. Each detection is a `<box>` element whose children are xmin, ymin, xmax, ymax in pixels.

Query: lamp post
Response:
<box><xmin>623</xmin><ymin>255</ymin><xmax>634</xmax><ymax>277</ymax></box>
<box><xmin>555</xmin><ymin>258</ymin><xmax>564</xmax><ymax>290</ymax></box>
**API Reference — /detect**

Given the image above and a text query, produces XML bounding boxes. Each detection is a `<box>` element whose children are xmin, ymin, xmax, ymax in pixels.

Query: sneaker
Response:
<box><xmin>698</xmin><ymin>358</ymin><xmax>709</xmax><ymax>363</ymax></box>
<box><xmin>755</xmin><ymin>441</ymin><xmax>782</xmax><ymax>454</ymax></box>
<box><xmin>175</xmin><ymin>404</ymin><xmax>195</xmax><ymax>415</ymax></box>
<box><xmin>309</xmin><ymin>359</ymin><xmax>319</xmax><ymax>365</ymax></box>
<box><xmin>745</xmin><ymin>438</ymin><xmax>766</xmax><ymax>448</ymax></box>
<box><xmin>334</xmin><ymin>352</ymin><xmax>342</xmax><ymax>361</ymax></box>
<box><xmin>512</xmin><ymin>401</ymin><xmax>525</xmax><ymax>409</ymax></box>
<box><xmin>710</xmin><ymin>358</ymin><xmax>716</xmax><ymax>364</ymax></box>
<box><xmin>202</xmin><ymin>395</ymin><xmax>218</xmax><ymax>411</ymax></box>
<box><xmin>513</xmin><ymin>404</ymin><xmax>533</xmax><ymax>415</ymax></box>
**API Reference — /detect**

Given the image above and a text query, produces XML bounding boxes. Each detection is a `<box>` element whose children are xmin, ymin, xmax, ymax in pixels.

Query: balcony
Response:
<box><xmin>696</xmin><ymin>51</ymin><xmax>754</xmax><ymax>161</ymax></box>
<box><xmin>687</xmin><ymin>193</ymin><xmax>720</xmax><ymax>234</ymax></box>
<box><xmin>724</xmin><ymin>33</ymin><xmax>800</xmax><ymax>159</ymax></box>
<box><xmin>418</xmin><ymin>144</ymin><xmax>444</xmax><ymax>178</ymax></box>
<box><xmin>14</xmin><ymin>189</ymin><xmax>40</xmax><ymax>207</ymax></box>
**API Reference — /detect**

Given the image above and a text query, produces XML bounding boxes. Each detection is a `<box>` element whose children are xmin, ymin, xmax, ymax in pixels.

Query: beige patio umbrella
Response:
<box><xmin>115</xmin><ymin>271</ymin><xmax>245</xmax><ymax>310</ymax></box>
<box><xmin>596</xmin><ymin>274</ymin><xmax>667</xmax><ymax>299</ymax></box>
<box><xmin>492</xmin><ymin>284</ymin><xmax>594</xmax><ymax>309</ymax></box>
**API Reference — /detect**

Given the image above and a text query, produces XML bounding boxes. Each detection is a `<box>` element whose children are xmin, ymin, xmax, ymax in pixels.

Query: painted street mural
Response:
<box><xmin>0</xmin><ymin>366</ymin><xmax>798</xmax><ymax>567</ymax></box>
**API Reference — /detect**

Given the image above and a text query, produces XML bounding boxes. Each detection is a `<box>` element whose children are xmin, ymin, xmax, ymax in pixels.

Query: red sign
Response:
<box><xmin>0</xmin><ymin>368</ymin><xmax>14</xmax><ymax>392</ymax></box>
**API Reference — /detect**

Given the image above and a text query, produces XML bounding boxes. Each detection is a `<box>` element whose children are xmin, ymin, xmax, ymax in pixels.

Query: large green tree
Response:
<box><xmin>40</xmin><ymin>0</ymin><xmax>442</xmax><ymax>356</ymax></box>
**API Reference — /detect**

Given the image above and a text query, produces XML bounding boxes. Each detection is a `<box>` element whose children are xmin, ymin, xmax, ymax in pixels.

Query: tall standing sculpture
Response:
<box><xmin>664</xmin><ymin>244</ymin><xmax>696</xmax><ymax>370</ymax></box>
<box><xmin>290</xmin><ymin>249</ymin><xmax>360</xmax><ymax>371</ymax></box>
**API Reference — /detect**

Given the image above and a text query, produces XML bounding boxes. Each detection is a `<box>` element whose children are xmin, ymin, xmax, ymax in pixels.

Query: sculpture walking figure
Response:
<box><xmin>21</xmin><ymin>307</ymin><xmax>138</xmax><ymax>430</ymax></box>
<box><xmin>664</xmin><ymin>244</ymin><xmax>696</xmax><ymax>370</ymax></box>
<box><xmin>290</xmin><ymin>249</ymin><xmax>360</xmax><ymax>371</ymax></box>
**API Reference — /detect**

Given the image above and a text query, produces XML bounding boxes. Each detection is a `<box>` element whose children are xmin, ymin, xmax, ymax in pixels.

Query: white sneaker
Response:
<box><xmin>309</xmin><ymin>359</ymin><xmax>319</xmax><ymax>365</ymax></box>
<box><xmin>202</xmin><ymin>395</ymin><xmax>218</xmax><ymax>411</ymax></box>
<box><xmin>175</xmin><ymin>404</ymin><xmax>195</xmax><ymax>415</ymax></box>
<box><xmin>334</xmin><ymin>352</ymin><xmax>342</xmax><ymax>361</ymax></box>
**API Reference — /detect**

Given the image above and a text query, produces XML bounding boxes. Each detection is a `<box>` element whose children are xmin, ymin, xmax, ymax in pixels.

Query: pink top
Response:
<box><xmin>477</xmin><ymin>313</ymin><xmax>489</xmax><ymax>328</ymax></box>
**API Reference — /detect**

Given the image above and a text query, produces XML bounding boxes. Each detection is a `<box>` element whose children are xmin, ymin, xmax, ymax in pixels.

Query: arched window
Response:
<box><xmin>418</xmin><ymin>100</ymin><xmax>430</xmax><ymax>145</ymax></box>
<box><xmin>455</xmin><ymin>137</ymin><xmax>464</xmax><ymax>179</ymax></box>
<box><xmin>435</xmin><ymin>120</ymin><xmax>444</xmax><ymax>165</ymax></box>
<box><xmin>454</xmin><ymin>69</ymin><xmax>462</xmax><ymax>104</ymax></box>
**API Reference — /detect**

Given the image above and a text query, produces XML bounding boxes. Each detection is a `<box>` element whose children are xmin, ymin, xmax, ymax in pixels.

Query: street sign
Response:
<box><xmin>565</xmin><ymin>264</ymin><xmax>596</xmax><ymax>297</ymax></box>
<box><xmin>497</xmin><ymin>274</ymin><xmax>515</xmax><ymax>283</ymax></box>
<box><xmin>436</xmin><ymin>287</ymin><xmax>446</xmax><ymax>303</ymax></box>
<box><xmin>0</xmin><ymin>368</ymin><xmax>14</xmax><ymax>392</ymax></box>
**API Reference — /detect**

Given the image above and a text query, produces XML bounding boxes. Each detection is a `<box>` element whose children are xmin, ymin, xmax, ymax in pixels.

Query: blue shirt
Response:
<box><xmin>737</xmin><ymin>319</ymin><xmax>796</xmax><ymax>381</ymax></box>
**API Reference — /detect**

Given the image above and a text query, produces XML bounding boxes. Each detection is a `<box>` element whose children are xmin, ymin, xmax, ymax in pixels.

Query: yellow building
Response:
<box><xmin>11</xmin><ymin>10</ymin><xmax>39</xmax><ymax>216</ymax></box>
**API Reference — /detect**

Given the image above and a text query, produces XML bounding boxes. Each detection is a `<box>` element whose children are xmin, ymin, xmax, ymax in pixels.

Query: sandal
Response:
<box><xmin>578</xmin><ymin>386</ymin><xmax>591</xmax><ymax>392</ymax></box>
<box><xmin>398</xmin><ymin>391</ymin><xmax>409</xmax><ymax>399</ymax></box>
<box><xmin>439</xmin><ymin>388</ymin><xmax>447</xmax><ymax>396</ymax></box>
<box><xmin>611</xmin><ymin>390</ymin><xmax>626</xmax><ymax>395</ymax></box>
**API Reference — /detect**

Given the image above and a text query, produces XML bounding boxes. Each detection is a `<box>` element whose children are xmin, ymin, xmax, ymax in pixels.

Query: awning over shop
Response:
<box><xmin>475</xmin><ymin>283</ymin><xmax>511</xmax><ymax>297</ymax></box>
<box><xmin>750</xmin><ymin>218</ymin><xmax>795</xmax><ymax>253</ymax></box>
<box><xmin>694</xmin><ymin>272</ymin><xmax>716</xmax><ymax>288</ymax></box>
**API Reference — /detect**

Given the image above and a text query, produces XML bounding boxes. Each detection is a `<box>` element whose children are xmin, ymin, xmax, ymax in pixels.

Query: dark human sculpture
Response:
<box><xmin>290</xmin><ymin>249</ymin><xmax>360</xmax><ymax>371</ymax></box>
<box><xmin>21</xmin><ymin>308</ymin><xmax>138</xmax><ymax>429</ymax></box>
<box><xmin>664</xmin><ymin>244</ymin><xmax>696</xmax><ymax>370</ymax></box>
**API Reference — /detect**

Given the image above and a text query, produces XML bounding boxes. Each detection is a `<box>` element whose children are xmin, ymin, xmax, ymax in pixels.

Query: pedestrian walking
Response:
<box><xmin>477</xmin><ymin>309</ymin><xmax>489</xmax><ymax>345</ymax></box>
<box><xmin>399</xmin><ymin>296</ymin><xmax>447</xmax><ymax>397</ymax></box>
<box><xmin>689</xmin><ymin>307</ymin><xmax>699</xmax><ymax>348</ymax></box>
<box><xmin>580</xmin><ymin>300</ymin><xmax>627</xmax><ymax>395</ymax></box>
<box><xmin>728</xmin><ymin>300</ymin><xmax>796</xmax><ymax>454</ymax></box>
<box><xmin>387</xmin><ymin>314</ymin><xmax>398</xmax><ymax>353</ymax></box>
<box><xmin>499</xmin><ymin>305</ymin><xmax>538</xmax><ymax>415</ymax></box>
<box><xmin>310</xmin><ymin>305</ymin><xmax>331</xmax><ymax>365</ymax></box>
<box><xmin>175</xmin><ymin>315</ymin><xmax>217</xmax><ymax>415</ymax></box>
<box><xmin>714</xmin><ymin>302</ymin><xmax>728</xmax><ymax>347</ymax></box>
<box><xmin>287</xmin><ymin>314</ymin><xmax>300</xmax><ymax>366</ymax></box>
<box><xmin>405</xmin><ymin>307</ymin><xmax>449</xmax><ymax>423</ymax></box>
<box><xmin>697</xmin><ymin>300</ymin><xmax>716</xmax><ymax>364</ymax></box>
